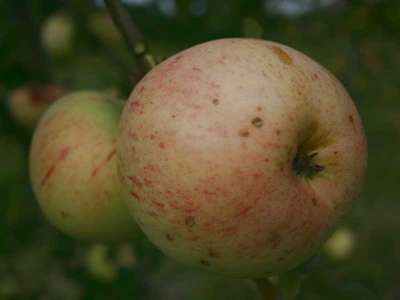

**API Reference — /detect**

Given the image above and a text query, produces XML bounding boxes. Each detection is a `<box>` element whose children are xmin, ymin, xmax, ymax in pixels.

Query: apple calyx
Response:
<box><xmin>293</xmin><ymin>151</ymin><xmax>325</xmax><ymax>179</ymax></box>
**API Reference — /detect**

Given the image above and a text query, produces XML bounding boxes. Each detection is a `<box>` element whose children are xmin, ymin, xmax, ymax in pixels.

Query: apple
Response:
<box><xmin>8</xmin><ymin>85</ymin><xmax>66</xmax><ymax>129</ymax></box>
<box><xmin>86</xmin><ymin>244</ymin><xmax>117</xmax><ymax>282</ymax></box>
<box><xmin>323</xmin><ymin>226</ymin><xmax>355</xmax><ymax>261</ymax></box>
<box><xmin>30</xmin><ymin>91</ymin><xmax>138</xmax><ymax>242</ymax></box>
<box><xmin>41</xmin><ymin>13</ymin><xmax>75</xmax><ymax>57</ymax></box>
<box><xmin>118</xmin><ymin>38</ymin><xmax>367</xmax><ymax>277</ymax></box>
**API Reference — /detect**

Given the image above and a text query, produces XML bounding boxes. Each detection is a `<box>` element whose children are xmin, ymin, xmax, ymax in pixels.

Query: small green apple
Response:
<box><xmin>30</xmin><ymin>91</ymin><xmax>137</xmax><ymax>242</ymax></box>
<box><xmin>41</xmin><ymin>13</ymin><xmax>75</xmax><ymax>57</ymax></box>
<box><xmin>323</xmin><ymin>226</ymin><xmax>355</xmax><ymax>261</ymax></box>
<box><xmin>86</xmin><ymin>244</ymin><xmax>117</xmax><ymax>282</ymax></box>
<box><xmin>118</xmin><ymin>38</ymin><xmax>367</xmax><ymax>277</ymax></box>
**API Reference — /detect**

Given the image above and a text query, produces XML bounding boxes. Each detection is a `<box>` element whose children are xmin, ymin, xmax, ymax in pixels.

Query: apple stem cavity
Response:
<box><xmin>104</xmin><ymin>0</ymin><xmax>156</xmax><ymax>80</ymax></box>
<box><xmin>293</xmin><ymin>150</ymin><xmax>325</xmax><ymax>179</ymax></box>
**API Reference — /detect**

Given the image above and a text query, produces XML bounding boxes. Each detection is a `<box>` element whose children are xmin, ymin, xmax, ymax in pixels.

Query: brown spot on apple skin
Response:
<box><xmin>349</xmin><ymin>114</ymin><xmax>357</xmax><ymax>131</ymax></box>
<box><xmin>166</xmin><ymin>233</ymin><xmax>174</xmax><ymax>241</ymax></box>
<box><xmin>275</xmin><ymin>129</ymin><xmax>281</xmax><ymax>135</ymax></box>
<box><xmin>262</xmin><ymin>71</ymin><xmax>269</xmax><ymax>78</ymax></box>
<box><xmin>270</xmin><ymin>46</ymin><xmax>293</xmax><ymax>65</ymax></box>
<box><xmin>212</xmin><ymin>98</ymin><xmax>220</xmax><ymax>105</ymax></box>
<box><xmin>269</xmin><ymin>233</ymin><xmax>282</xmax><ymax>249</ymax></box>
<box><xmin>238</xmin><ymin>129</ymin><xmax>250</xmax><ymax>137</ymax></box>
<box><xmin>185</xmin><ymin>216</ymin><xmax>195</xmax><ymax>227</ymax></box>
<box><xmin>200</xmin><ymin>259</ymin><xmax>211</xmax><ymax>266</ymax></box>
<box><xmin>192</xmin><ymin>66</ymin><xmax>201</xmax><ymax>72</ymax></box>
<box><xmin>159</xmin><ymin>142</ymin><xmax>166</xmax><ymax>149</ymax></box>
<box><xmin>251</xmin><ymin>117</ymin><xmax>263</xmax><ymax>128</ymax></box>
<box><xmin>256</xmin><ymin>106</ymin><xmax>262</xmax><ymax>111</ymax></box>
<box><xmin>208</xmin><ymin>248</ymin><xmax>219</xmax><ymax>258</ymax></box>
<box><xmin>311</xmin><ymin>197</ymin><xmax>318</xmax><ymax>206</ymax></box>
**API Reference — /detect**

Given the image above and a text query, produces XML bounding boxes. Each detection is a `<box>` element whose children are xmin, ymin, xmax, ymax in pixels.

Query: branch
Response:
<box><xmin>104</xmin><ymin>0</ymin><xmax>156</xmax><ymax>79</ymax></box>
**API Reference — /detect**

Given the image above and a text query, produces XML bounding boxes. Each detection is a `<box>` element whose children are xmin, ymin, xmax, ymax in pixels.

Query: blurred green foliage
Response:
<box><xmin>0</xmin><ymin>0</ymin><xmax>399</xmax><ymax>299</ymax></box>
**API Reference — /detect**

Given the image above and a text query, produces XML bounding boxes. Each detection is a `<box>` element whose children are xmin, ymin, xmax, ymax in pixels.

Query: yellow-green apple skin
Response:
<box><xmin>30</xmin><ymin>91</ymin><xmax>137</xmax><ymax>242</ymax></box>
<box><xmin>118</xmin><ymin>39</ymin><xmax>367</xmax><ymax>277</ymax></box>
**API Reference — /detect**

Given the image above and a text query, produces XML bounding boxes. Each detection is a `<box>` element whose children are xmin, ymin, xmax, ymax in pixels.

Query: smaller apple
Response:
<box><xmin>8</xmin><ymin>85</ymin><xmax>66</xmax><ymax>129</ymax></box>
<box><xmin>86</xmin><ymin>244</ymin><xmax>117</xmax><ymax>282</ymax></box>
<box><xmin>323</xmin><ymin>226</ymin><xmax>355</xmax><ymax>261</ymax></box>
<box><xmin>41</xmin><ymin>13</ymin><xmax>75</xmax><ymax>57</ymax></box>
<box><xmin>30</xmin><ymin>91</ymin><xmax>138</xmax><ymax>242</ymax></box>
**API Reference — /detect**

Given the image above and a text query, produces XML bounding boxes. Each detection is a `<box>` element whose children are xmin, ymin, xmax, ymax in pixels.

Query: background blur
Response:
<box><xmin>0</xmin><ymin>0</ymin><xmax>399</xmax><ymax>299</ymax></box>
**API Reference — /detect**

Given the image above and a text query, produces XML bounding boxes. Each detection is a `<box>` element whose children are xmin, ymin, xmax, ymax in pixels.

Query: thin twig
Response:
<box><xmin>104</xmin><ymin>0</ymin><xmax>156</xmax><ymax>79</ymax></box>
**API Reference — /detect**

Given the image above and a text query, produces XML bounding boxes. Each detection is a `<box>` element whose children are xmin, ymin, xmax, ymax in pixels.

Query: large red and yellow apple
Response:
<box><xmin>118</xmin><ymin>39</ymin><xmax>367</xmax><ymax>277</ymax></box>
<box><xmin>30</xmin><ymin>91</ymin><xmax>137</xmax><ymax>242</ymax></box>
